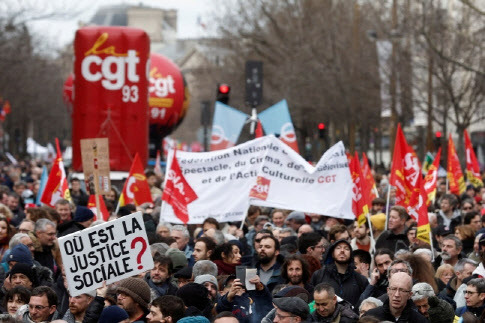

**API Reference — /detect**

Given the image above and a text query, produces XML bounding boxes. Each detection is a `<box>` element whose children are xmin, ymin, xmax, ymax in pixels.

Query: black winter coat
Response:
<box><xmin>364</xmin><ymin>299</ymin><xmax>429</xmax><ymax>322</ymax></box>
<box><xmin>310</xmin><ymin>240</ymin><xmax>369</xmax><ymax>308</ymax></box>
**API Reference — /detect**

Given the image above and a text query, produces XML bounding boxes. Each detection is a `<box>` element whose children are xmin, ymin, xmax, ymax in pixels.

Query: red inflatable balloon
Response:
<box><xmin>148</xmin><ymin>53</ymin><xmax>190</xmax><ymax>138</ymax></box>
<box><xmin>72</xmin><ymin>26</ymin><xmax>150</xmax><ymax>171</ymax></box>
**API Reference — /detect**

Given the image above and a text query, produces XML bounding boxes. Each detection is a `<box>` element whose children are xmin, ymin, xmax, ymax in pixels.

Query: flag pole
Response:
<box><xmin>429</xmin><ymin>226</ymin><xmax>435</xmax><ymax>262</ymax></box>
<box><xmin>366</xmin><ymin>212</ymin><xmax>376</xmax><ymax>254</ymax></box>
<box><xmin>92</xmin><ymin>143</ymin><xmax>102</xmax><ymax>221</ymax></box>
<box><xmin>385</xmin><ymin>183</ymin><xmax>391</xmax><ymax>231</ymax></box>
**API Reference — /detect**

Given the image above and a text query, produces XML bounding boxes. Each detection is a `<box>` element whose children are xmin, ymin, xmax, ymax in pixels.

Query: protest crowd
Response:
<box><xmin>0</xmin><ymin>156</ymin><xmax>483</xmax><ymax>323</ymax></box>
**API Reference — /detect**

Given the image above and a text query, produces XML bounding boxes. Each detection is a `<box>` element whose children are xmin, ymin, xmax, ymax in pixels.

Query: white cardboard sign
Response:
<box><xmin>58</xmin><ymin>212</ymin><xmax>153</xmax><ymax>296</ymax></box>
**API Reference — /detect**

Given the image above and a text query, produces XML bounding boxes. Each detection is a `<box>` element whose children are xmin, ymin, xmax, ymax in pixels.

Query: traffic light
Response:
<box><xmin>318</xmin><ymin>123</ymin><xmax>326</xmax><ymax>139</ymax></box>
<box><xmin>434</xmin><ymin>131</ymin><xmax>442</xmax><ymax>151</ymax></box>
<box><xmin>216</xmin><ymin>83</ymin><xmax>231</xmax><ymax>104</ymax></box>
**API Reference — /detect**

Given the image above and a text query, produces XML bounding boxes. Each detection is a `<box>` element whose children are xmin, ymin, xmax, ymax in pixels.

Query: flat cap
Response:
<box><xmin>273</xmin><ymin>296</ymin><xmax>309</xmax><ymax>319</ymax></box>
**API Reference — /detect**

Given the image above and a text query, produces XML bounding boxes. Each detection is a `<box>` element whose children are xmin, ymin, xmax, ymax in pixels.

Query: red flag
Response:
<box><xmin>154</xmin><ymin>149</ymin><xmax>163</xmax><ymax>177</ymax></box>
<box><xmin>118</xmin><ymin>153</ymin><xmax>153</xmax><ymax>206</ymax></box>
<box><xmin>464</xmin><ymin>130</ymin><xmax>483</xmax><ymax>188</ymax></box>
<box><xmin>447</xmin><ymin>135</ymin><xmax>466</xmax><ymax>195</ymax></box>
<box><xmin>255</xmin><ymin>120</ymin><xmax>264</xmax><ymax>138</ymax></box>
<box><xmin>389</xmin><ymin>124</ymin><xmax>421</xmax><ymax>215</ymax></box>
<box><xmin>361</xmin><ymin>152</ymin><xmax>378</xmax><ymax>202</ymax></box>
<box><xmin>423</xmin><ymin>148</ymin><xmax>441</xmax><ymax>206</ymax></box>
<box><xmin>162</xmin><ymin>150</ymin><xmax>198</xmax><ymax>224</ymax></box>
<box><xmin>87</xmin><ymin>195</ymin><xmax>110</xmax><ymax>221</ymax></box>
<box><xmin>41</xmin><ymin>138</ymin><xmax>71</xmax><ymax>207</ymax></box>
<box><xmin>349</xmin><ymin>152</ymin><xmax>370</xmax><ymax>225</ymax></box>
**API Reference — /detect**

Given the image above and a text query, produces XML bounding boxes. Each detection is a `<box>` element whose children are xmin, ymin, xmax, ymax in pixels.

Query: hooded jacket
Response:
<box><xmin>310</xmin><ymin>239</ymin><xmax>368</xmax><ymax>307</ymax></box>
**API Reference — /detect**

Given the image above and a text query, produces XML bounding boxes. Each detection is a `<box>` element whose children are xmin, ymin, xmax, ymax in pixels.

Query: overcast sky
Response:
<box><xmin>27</xmin><ymin>0</ymin><xmax>216</xmax><ymax>50</ymax></box>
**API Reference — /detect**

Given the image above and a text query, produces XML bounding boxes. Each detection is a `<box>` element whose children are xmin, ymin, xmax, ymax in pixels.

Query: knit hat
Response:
<box><xmin>9</xmin><ymin>263</ymin><xmax>35</xmax><ymax>284</ymax></box>
<box><xmin>8</xmin><ymin>244</ymin><xmax>33</xmax><ymax>266</ymax></box>
<box><xmin>370</xmin><ymin>213</ymin><xmax>386</xmax><ymax>231</ymax></box>
<box><xmin>178</xmin><ymin>317</ymin><xmax>210</xmax><ymax>323</ymax></box>
<box><xmin>176</xmin><ymin>283</ymin><xmax>211</xmax><ymax>311</ymax></box>
<box><xmin>99</xmin><ymin>305</ymin><xmax>129</xmax><ymax>323</ymax></box>
<box><xmin>194</xmin><ymin>274</ymin><xmax>218</xmax><ymax>289</ymax></box>
<box><xmin>427</xmin><ymin>296</ymin><xmax>455</xmax><ymax>323</ymax></box>
<box><xmin>287</xmin><ymin>211</ymin><xmax>305</xmax><ymax>221</ymax></box>
<box><xmin>73</xmin><ymin>206</ymin><xmax>94</xmax><ymax>222</ymax></box>
<box><xmin>116</xmin><ymin>278</ymin><xmax>151</xmax><ymax>309</ymax></box>
<box><xmin>166</xmin><ymin>248</ymin><xmax>188</xmax><ymax>271</ymax></box>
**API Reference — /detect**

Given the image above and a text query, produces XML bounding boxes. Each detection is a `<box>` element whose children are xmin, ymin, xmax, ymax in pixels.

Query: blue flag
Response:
<box><xmin>36</xmin><ymin>166</ymin><xmax>48</xmax><ymax>206</ymax></box>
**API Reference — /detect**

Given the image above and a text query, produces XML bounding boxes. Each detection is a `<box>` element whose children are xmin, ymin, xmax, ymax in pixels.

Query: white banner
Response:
<box><xmin>58</xmin><ymin>212</ymin><xmax>153</xmax><ymax>296</ymax></box>
<box><xmin>160</xmin><ymin>136</ymin><xmax>353</xmax><ymax>224</ymax></box>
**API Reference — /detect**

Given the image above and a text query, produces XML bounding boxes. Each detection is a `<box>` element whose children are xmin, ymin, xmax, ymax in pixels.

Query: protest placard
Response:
<box><xmin>80</xmin><ymin>138</ymin><xmax>111</xmax><ymax>195</ymax></box>
<box><xmin>58</xmin><ymin>212</ymin><xmax>153</xmax><ymax>296</ymax></box>
<box><xmin>160</xmin><ymin>135</ymin><xmax>353</xmax><ymax>224</ymax></box>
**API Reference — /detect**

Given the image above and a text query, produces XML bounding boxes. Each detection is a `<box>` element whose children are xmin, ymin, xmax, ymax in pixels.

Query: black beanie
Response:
<box><xmin>9</xmin><ymin>263</ymin><xmax>35</xmax><ymax>285</ymax></box>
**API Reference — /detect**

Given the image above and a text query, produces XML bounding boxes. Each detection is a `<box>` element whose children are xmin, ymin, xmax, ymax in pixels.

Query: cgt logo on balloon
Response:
<box><xmin>72</xmin><ymin>26</ymin><xmax>150</xmax><ymax>171</ymax></box>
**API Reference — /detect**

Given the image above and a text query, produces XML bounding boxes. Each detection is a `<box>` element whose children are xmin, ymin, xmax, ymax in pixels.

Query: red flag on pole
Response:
<box><xmin>361</xmin><ymin>152</ymin><xmax>378</xmax><ymax>202</ymax></box>
<box><xmin>423</xmin><ymin>148</ymin><xmax>441</xmax><ymax>206</ymax></box>
<box><xmin>349</xmin><ymin>152</ymin><xmax>370</xmax><ymax>225</ymax></box>
<box><xmin>162</xmin><ymin>150</ymin><xmax>198</xmax><ymax>224</ymax></box>
<box><xmin>41</xmin><ymin>138</ymin><xmax>71</xmax><ymax>207</ymax></box>
<box><xmin>389</xmin><ymin>124</ymin><xmax>421</xmax><ymax>214</ymax></box>
<box><xmin>118</xmin><ymin>153</ymin><xmax>153</xmax><ymax>206</ymax></box>
<box><xmin>87</xmin><ymin>195</ymin><xmax>110</xmax><ymax>221</ymax></box>
<box><xmin>464</xmin><ymin>130</ymin><xmax>483</xmax><ymax>188</ymax></box>
<box><xmin>447</xmin><ymin>135</ymin><xmax>466</xmax><ymax>195</ymax></box>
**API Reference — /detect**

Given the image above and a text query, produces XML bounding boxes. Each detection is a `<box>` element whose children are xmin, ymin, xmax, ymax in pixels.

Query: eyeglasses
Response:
<box><xmin>275</xmin><ymin>313</ymin><xmax>296</xmax><ymax>319</ymax></box>
<box><xmin>388</xmin><ymin>287</ymin><xmax>411</xmax><ymax>295</ymax></box>
<box><xmin>464</xmin><ymin>290</ymin><xmax>481</xmax><ymax>295</ymax></box>
<box><xmin>28</xmin><ymin>304</ymin><xmax>50</xmax><ymax>311</ymax></box>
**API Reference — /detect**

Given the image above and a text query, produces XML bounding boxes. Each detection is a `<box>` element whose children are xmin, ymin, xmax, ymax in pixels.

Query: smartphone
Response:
<box><xmin>236</xmin><ymin>266</ymin><xmax>247</xmax><ymax>288</ymax></box>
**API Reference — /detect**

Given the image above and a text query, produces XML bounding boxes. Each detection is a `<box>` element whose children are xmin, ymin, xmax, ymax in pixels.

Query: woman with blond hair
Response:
<box><xmin>435</xmin><ymin>263</ymin><xmax>455</xmax><ymax>291</ymax></box>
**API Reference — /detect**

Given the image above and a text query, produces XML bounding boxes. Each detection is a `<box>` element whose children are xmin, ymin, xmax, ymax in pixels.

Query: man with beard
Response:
<box><xmin>310</xmin><ymin>239</ymin><xmax>368</xmax><ymax>307</ymax></box>
<box><xmin>281</xmin><ymin>254</ymin><xmax>314</xmax><ymax>297</ymax></box>
<box><xmin>116</xmin><ymin>278</ymin><xmax>151</xmax><ymax>322</ymax></box>
<box><xmin>145</xmin><ymin>253</ymin><xmax>178</xmax><ymax>299</ymax></box>
<box><xmin>62</xmin><ymin>290</ymin><xmax>96</xmax><ymax>322</ymax></box>
<box><xmin>351</xmin><ymin>219</ymin><xmax>375</xmax><ymax>253</ymax></box>
<box><xmin>255</xmin><ymin>235</ymin><xmax>285</xmax><ymax>292</ymax></box>
<box><xmin>434</xmin><ymin>235</ymin><xmax>463</xmax><ymax>270</ymax></box>
<box><xmin>193</xmin><ymin>237</ymin><xmax>216</xmax><ymax>262</ymax></box>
